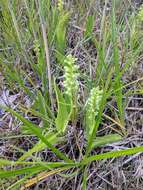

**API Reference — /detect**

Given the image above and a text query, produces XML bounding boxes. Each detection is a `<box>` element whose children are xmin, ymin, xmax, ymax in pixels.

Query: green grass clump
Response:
<box><xmin>0</xmin><ymin>0</ymin><xmax>143</xmax><ymax>189</ymax></box>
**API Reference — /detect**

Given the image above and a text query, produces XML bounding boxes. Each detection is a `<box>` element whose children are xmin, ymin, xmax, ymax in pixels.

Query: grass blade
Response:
<box><xmin>83</xmin><ymin>146</ymin><xmax>143</xmax><ymax>164</ymax></box>
<box><xmin>0</xmin><ymin>165</ymin><xmax>46</xmax><ymax>178</ymax></box>
<box><xmin>54</xmin><ymin>82</ymin><xmax>72</xmax><ymax>133</ymax></box>
<box><xmin>91</xmin><ymin>134</ymin><xmax>122</xmax><ymax>149</ymax></box>
<box><xmin>6</xmin><ymin>108</ymin><xmax>73</xmax><ymax>163</ymax></box>
<box><xmin>18</xmin><ymin>132</ymin><xmax>59</xmax><ymax>161</ymax></box>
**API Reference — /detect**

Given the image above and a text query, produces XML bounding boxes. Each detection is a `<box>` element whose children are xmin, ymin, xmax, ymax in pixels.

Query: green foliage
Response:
<box><xmin>54</xmin><ymin>82</ymin><xmax>72</xmax><ymax>133</ymax></box>
<box><xmin>111</xmin><ymin>1</ymin><xmax>125</xmax><ymax>128</ymax></box>
<box><xmin>83</xmin><ymin>146</ymin><xmax>143</xmax><ymax>163</ymax></box>
<box><xmin>7</xmin><ymin>108</ymin><xmax>72</xmax><ymax>163</ymax></box>
<box><xmin>92</xmin><ymin>134</ymin><xmax>122</xmax><ymax>149</ymax></box>
<box><xmin>84</xmin><ymin>15</ymin><xmax>95</xmax><ymax>39</ymax></box>
<box><xmin>0</xmin><ymin>0</ymin><xmax>143</xmax><ymax>189</ymax></box>
<box><xmin>55</xmin><ymin>12</ymin><xmax>70</xmax><ymax>62</ymax></box>
<box><xmin>130</xmin><ymin>8</ymin><xmax>143</xmax><ymax>51</ymax></box>
<box><xmin>18</xmin><ymin>132</ymin><xmax>59</xmax><ymax>161</ymax></box>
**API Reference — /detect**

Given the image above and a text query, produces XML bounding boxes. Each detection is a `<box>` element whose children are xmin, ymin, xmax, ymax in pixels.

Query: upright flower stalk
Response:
<box><xmin>64</xmin><ymin>55</ymin><xmax>79</xmax><ymax>97</ymax></box>
<box><xmin>85</xmin><ymin>87</ymin><xmax>103</xmax><ymax>137</ymax></box>
<box><xmin>63</xmin><ymin>54</ymin><xmax>79</xmax><ymax>123</ymax></box>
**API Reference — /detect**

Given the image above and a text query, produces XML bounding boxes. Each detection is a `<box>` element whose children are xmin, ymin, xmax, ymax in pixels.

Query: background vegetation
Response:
<box><xmin>0</xmin><ymin>0</ymin><xmax>143</xmax><ymax>189</ymax></box>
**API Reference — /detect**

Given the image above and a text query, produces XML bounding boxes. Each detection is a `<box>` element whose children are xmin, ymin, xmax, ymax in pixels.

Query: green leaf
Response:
<box><xmin>0</xmin><ymin>162</ymin><xmax>80</xmax><ymax>178</ymax></box>
<box><xmin>0</xmin><ymin>165</ymin><xmax>46</xmax><ymax>178</ymax></box>
<box><xmin>33</xmin><ymin>91</ymin><xmax>54</xmax><ymax>121</ymax></box>
<box><xmin>91</xmin><ymin>134</ymin><xmax>122</xmax><ymax>148</ymax></box>
<box><xmin>55</xmin><ymin>12</ymin><xmax>70</xmax><ymax>63</ymax></box>
<box><xmin>84</xmin><ymin>15</ymin><xmax>95</xmax><ymax>39</ymax></box>
<box><xmin>6</xmin><ymin>108</ymin><xmax>73</xmax><ymax>163</ymax></box>
<box><xmin>37</xmin><ymin>91</ymin><xmax>49</xmax><ymax>119</ymax></box>
<box><xmin>83</xmin><ymin>146</ymin><xmax>143</xmax><ymax>165</ymax></box>
<box><xmin>82</xmin><ymin>166</ymin><xmax>88</xmax><ymax>190</ymax></box>
<box><xmin>111</xmin><ymin>0</ymin><xmax>125</xmax><ymax>127</ymax></box>
<box><xmin>0</xmin><ymin>159</ymin><xmax>14</xmax><ymax>166</ymax></box>
<box><xmin>55</xmin><ymin>12</ymin><xmax>69</xmax><ymax>54</ymax></box>
<box><xmin>18</xmin><ymin>132</ymin><xmax>59</xmax><ymax>161</ymax></box>
<box><xmin>0</xmin><ymin>159</ymin><xmax>58</xmax><ymax>167</ymax></box>
<box><xmin>54</xmin><ymin>82</ymin><xmax>72</xmax><ymax>133</ymax></box>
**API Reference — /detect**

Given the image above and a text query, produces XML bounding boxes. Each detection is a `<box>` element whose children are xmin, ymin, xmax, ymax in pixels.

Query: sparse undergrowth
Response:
<box><xmin>0</xmin><ymin>0</ymin><xmax>143</xmax><ymax>189</ymax></box>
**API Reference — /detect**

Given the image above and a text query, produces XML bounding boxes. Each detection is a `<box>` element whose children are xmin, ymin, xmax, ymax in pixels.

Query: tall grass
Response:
<box><xmin>0</xmin><ymin>0</ymin><xmax>143</xmax><ymax>189</ymax></box>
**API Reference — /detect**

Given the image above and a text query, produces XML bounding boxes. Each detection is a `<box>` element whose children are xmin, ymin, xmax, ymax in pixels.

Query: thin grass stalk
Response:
<box><xmin>36</xmin><ymin>0</ymin><xmax>54</xmax><ymax>111</ymax></box>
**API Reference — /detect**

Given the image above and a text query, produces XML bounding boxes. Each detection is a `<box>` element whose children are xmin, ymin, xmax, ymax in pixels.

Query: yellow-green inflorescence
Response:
<box><xmin>137</xmin><ymin>6</ymin><xmax>143</xmax><ymax>21</ymax></box>
<box><xmin>63</xmin><ymin>54</ymin><xmax>79</xmax><ymax>98</ymax></box>
<box><xmin>58</xmin><ymin>0</ymin><xmax>63</xmax><ymax>12</ymax></box>
<box><xmin>86</xmin><ymin>87</ymin><xmax>103</xmax><ymax>136</ymax></box>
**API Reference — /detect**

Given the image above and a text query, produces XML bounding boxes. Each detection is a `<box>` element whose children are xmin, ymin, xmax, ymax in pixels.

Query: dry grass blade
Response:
<box><xmin>20</xmin><ymin>168</ymin><xmax>68</xmax><ymax>190</ymax></box>
<box><xmin>103</xmin><ymin>113</ymin><xmax>125</xmax><ymax>130</ymax></box>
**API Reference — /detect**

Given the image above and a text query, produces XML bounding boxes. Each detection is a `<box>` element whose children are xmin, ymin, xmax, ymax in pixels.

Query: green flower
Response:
<box><xmin>137</xmin><ymin>6</ymin><xmax>143</xmax><ymax>21</ymax></box>
<box><xmin>85</xmin><ymin>87</ymin><xmax>103</xmax><ymax>136</ymax></box>
<box><xmin>58</xmin><ymin>0</ymin><xmax>63</xmax><ymax>12</ymax></box>
<box><xmin>63</xmin><ymin>54</ymin><xmax>79</xmax><ymax>98</ymax></box>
